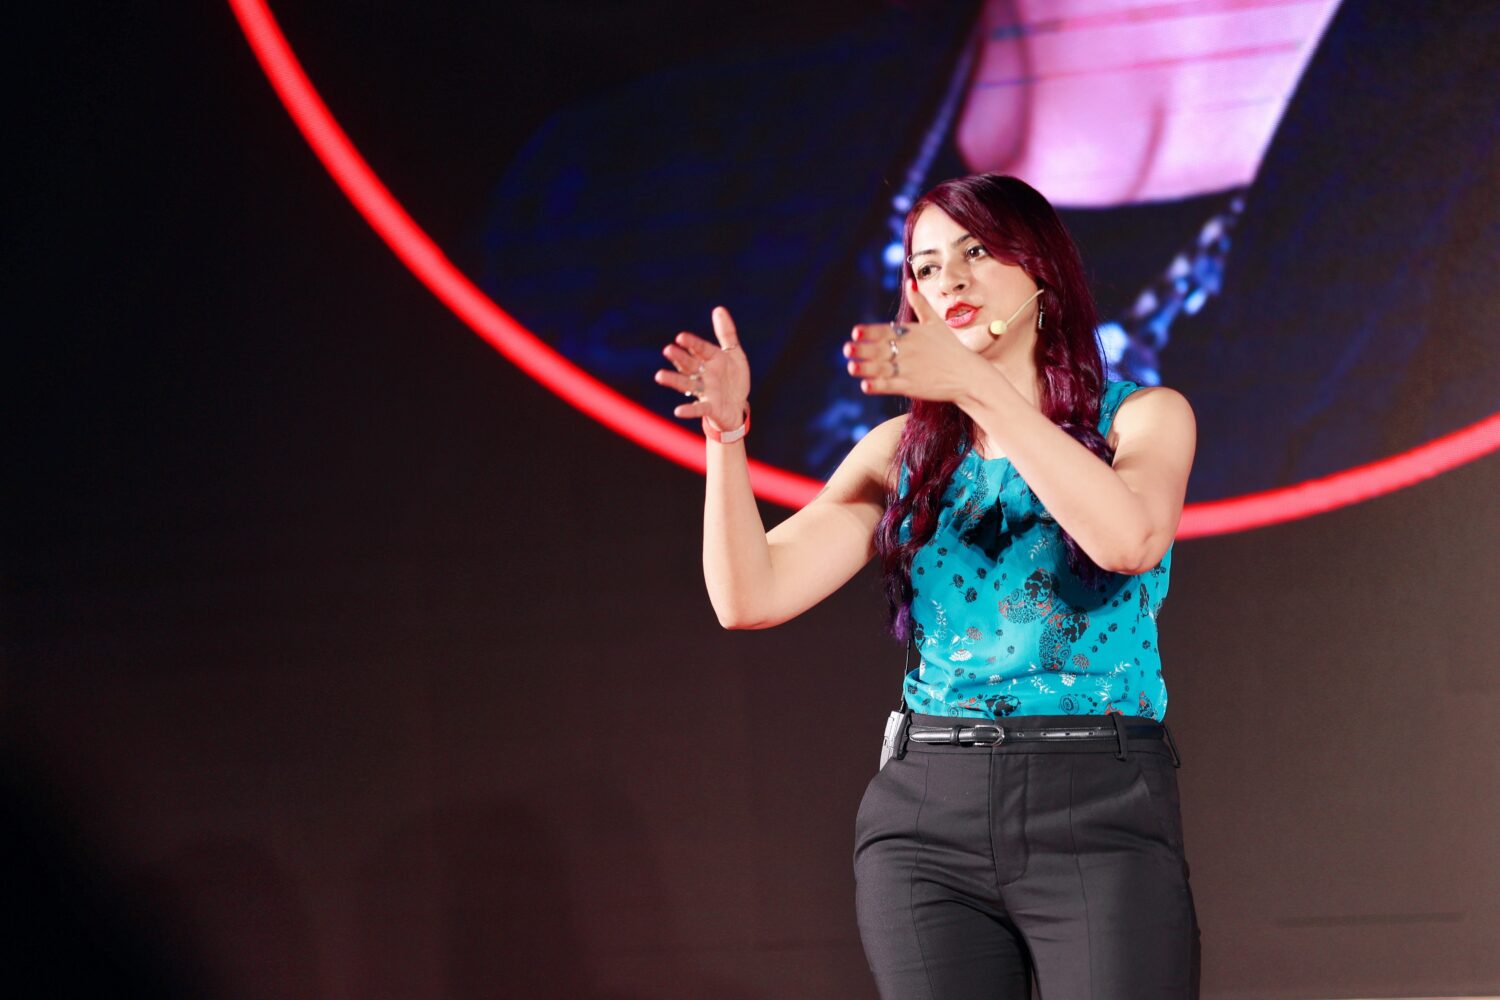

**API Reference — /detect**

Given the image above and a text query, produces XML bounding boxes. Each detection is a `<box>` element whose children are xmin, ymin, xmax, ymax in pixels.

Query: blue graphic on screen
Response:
<box><xmin>481</xmin><ymin>0</ymin><xmax>1500</xmax><ymax>500</ymax></box>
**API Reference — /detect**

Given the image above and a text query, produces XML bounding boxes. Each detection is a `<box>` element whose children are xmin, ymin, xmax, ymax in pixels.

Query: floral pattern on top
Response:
<box><xmin>898</xmin><ymin>380</ymin><xmax>1172</xmax><ymax>720</ymax></box>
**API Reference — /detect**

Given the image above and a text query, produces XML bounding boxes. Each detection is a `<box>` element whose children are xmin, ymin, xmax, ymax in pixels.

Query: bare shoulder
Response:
<box><xmin>861</xmin><ymin>412</ymin><xmax>910</xmax><ymax>451</ymax></box>
<box><xmin>858</xmin><ymin>413</ymin><xmax>910</xmax><ymax>491</ymax></box>
<box><xmin>1108</xmin><ymin>385</ymin><xmax>1196</xmax><ymax>452</ymax></box>
<box><xmin>809</xmin><ymin>413</ymin><xmax>910</xmax><ymax>508</ymax></box>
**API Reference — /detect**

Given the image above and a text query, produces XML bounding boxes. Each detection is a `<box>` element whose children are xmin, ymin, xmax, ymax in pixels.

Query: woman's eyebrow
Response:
<box><xmin>909</xmin><ymin>232</ymin><xmax>976</xmax><ymax>260</ymax></box>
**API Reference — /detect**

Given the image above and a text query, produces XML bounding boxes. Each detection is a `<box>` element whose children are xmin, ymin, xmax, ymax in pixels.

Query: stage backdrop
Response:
<box><xmin>8</xmin><ymin>1</ymin><xmax>1499</xmax><ymax>997</ymax></box>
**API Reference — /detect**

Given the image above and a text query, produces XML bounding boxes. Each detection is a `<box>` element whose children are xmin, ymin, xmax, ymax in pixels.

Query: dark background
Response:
<box><xmin>8</xmin><ymin>2</ymin><xmax>1498</xmax><ymax>998</ymax></box>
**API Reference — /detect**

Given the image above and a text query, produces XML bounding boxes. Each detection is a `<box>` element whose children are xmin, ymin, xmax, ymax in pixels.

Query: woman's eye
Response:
<box><xmin>916</xmin><ymin>264</ymin><xmax>937</xmax><ymax>279</ymax></box>
<box><xmin>965</xmin><ymin>244</ymin><xmax>987</xmax><ymax>260</ymax></box>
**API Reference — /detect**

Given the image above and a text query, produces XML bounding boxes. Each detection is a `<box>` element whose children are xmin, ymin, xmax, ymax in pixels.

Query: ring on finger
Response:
<box><xmin>891</xmin><ymin>323</ymin><xmax>910</xmax><ymax>338</ymax></box>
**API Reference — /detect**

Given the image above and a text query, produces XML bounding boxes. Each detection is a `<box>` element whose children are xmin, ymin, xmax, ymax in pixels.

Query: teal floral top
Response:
<box><xmin>899</xmin><ymin>379</ymin><xmax>1171</xmax><ymax>720</ymax></box>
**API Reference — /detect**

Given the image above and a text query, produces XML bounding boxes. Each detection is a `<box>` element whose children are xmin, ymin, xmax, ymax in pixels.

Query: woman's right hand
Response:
<box><xmin>654</xmin><ymin>306</ymin><xmax>752</xmax><ymax>433</ymax></box>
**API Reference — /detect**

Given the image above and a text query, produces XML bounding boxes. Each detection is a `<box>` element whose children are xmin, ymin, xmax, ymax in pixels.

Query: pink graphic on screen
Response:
<box><xmin>227</xmin><ymin>0</ymin><xmax>1500</xmax><ymax>538</ymax></box>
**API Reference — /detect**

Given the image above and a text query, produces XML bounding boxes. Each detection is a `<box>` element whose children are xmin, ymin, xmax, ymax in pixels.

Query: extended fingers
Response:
<box><xmin>845</xmin><ymin>356</ymin><xmax>898</xmax><ymax>378</ymax></box>
<box><xmin>842</xmin><ymin>339</ymin><xmax>887</xmax><ymax>362</ymax></box>
<box><xmin>845</xmin><ymin>324</ymin><xmax>899</xmax><ymax>353</ymax></box>
<box><xmin>662</xmin><ymin>342</ymin><xmax>702</xmax><ymax>373</ymax></box>
<box><xmin>710</xmin><ymin>306</ymin><xmax>741</xmax><ymax>350</ymax></box>
<box><xmin>654</xmin><ymin>367</ymin><xmax>702</xmax><ymax>396</ymax></box>
<box><xmin>843</xmin><ymin>326</ymin><xmax>901</xmax><ymax>377</ymax></box>
<box><xmin>858</xmin><ymin>375</ymin><xmax>903</xmax><ymax>396</ymax></box>
<box><xmin>842</xmin><ymin>347</ymin><xmax>883</xmax><ymax>374</ymax></box>
<box><xmin>674</xmin><ymin>330</ymin><xmax>717</xmax><ymax>359</ymax></box>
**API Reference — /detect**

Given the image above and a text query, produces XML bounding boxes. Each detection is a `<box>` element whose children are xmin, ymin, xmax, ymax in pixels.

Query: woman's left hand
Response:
<box><xmin>843</xmin><ymin>281</ymin><xmax>990</xmax><ymax>402</ymax></box>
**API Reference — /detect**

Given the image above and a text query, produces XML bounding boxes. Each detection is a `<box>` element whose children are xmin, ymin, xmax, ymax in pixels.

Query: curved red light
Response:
<box><xmin>228</xmin><ymin>0</ymin><xmax>1500</xmax><ymax>536</ymax></box>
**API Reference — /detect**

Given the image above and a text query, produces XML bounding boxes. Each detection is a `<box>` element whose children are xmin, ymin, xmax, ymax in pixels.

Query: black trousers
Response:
<box><xmin>853</xmin><ymin>713</ymin><xmax>1201</xmax><ymax>999</ymax></box>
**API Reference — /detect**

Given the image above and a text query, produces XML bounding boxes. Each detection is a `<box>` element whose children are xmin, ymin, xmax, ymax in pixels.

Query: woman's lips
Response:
<box><xmin>945</xmin><ymin>304</ymin><xmax>978</xmax><ymax>329</ymax></box>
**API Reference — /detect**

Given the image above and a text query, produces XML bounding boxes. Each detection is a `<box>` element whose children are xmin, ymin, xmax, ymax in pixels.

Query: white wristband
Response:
<box><xmin>702</xmin><ymin>403</ymin><xmax>751</xmax><ymax>444</ymax></box>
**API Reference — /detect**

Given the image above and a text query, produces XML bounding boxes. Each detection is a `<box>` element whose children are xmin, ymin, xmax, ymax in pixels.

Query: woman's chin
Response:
<box><xmin>958</xmin><ymin>330</ymin><xmax>1002</xmax><ymax>355</ymax></box>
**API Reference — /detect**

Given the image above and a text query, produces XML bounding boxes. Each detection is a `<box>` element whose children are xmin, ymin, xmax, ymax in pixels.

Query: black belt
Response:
<box><xmin>904</xmin><ymin>717</ymin><xmax>1180</xmax><ymax>766</ymax></box>
<box><xmin>907</xmin><ymin>723</ymin><xmax>1158</xmax><ymax>745</ymax></box>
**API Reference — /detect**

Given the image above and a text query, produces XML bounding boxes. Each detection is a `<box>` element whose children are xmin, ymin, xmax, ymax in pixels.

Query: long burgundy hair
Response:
<box><xmin>874</xmin><ymin>174</ymin><xmax>1113</xmax><ymax>640</ymax></box>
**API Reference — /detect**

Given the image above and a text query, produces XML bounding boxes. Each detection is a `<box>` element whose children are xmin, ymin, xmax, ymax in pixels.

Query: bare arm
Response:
<box><xmin>965</xmin><ymin>367</ymin><xmax>1145</xmax><ymax>570</ymax></box>
<box><xmin>717</xmin><ymin>414</ymin><xmax>905</xmax><ymax>629</ymax></box>
<box><xmin>845</xmin><ymin>288</ymin><xmax>1195</xmax><ymax>576</ymax></box>
<box><xmin>959</xmin><ymin>369</ymin><xmax>1196</xmax><ymax>573</ymax></box>
<box><xmin>654</xmin><ymin>307</ymin><xmax>905</xmax><ymax>630</ymax></box>
<box><xmin>1099</xmin><ymin>386</ymin><xmax>1197</xmax><ymax>571</ymax></box>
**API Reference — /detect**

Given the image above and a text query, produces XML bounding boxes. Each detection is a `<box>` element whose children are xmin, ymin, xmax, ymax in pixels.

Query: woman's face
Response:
<box><xmin>908</xmin><ymin>206</ymin><xmax>1042</xmax><ymax>358</ymax></box>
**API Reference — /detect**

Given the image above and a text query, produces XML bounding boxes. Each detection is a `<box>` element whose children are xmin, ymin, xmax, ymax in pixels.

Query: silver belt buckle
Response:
<box><xmin>970</xmin><ymin>725</ymin><xmax>1005</xmax><ymax>746</ymax></box>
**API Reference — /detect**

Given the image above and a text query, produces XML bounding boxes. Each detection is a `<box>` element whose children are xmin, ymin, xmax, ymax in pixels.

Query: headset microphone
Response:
<box><xmin>988</xmin><ymin>287</ymin><xmax>1045</xmax><ymax>338</ymax></box>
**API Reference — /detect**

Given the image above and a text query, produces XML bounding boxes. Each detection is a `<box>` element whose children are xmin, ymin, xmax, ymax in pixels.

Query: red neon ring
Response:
<box><xmin>227</xmin><ymin>0</ymin><xmax>1500</xmax><ymax>537</ymax></box>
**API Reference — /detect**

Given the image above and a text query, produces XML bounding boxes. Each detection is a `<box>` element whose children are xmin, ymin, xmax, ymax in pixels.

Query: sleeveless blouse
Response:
<box><xmin>898</xmin><ymin>380</ymin><xmax>1172</xmax><ymax>720</ymax></box>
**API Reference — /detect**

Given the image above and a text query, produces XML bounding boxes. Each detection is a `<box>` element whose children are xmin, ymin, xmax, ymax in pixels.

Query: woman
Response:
<box><xmin>655</xmin><ymin>173</ymin><xmax>1200</xmax><ymax>998</ymax></box>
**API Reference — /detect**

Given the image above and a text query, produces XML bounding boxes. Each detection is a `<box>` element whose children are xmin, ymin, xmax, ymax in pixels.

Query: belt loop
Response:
<box><xmin>948</xmin><ymin>725</ymin><xmax>962</xmax><ymax>746</ymax></box>
<box><xmin>1110</xmin><ymin>713</ymin><xmax>1128</xmax><ymax>761</ymax></box>
<box><xmin>894</xmin><ymin>709</ymin><xmax>913</xmax><ymax>761</ymax></box>
<box><xmin>1162</xmin><ymin>721</ymin><xmax>1182</xmax><ymax>768</ymax></box>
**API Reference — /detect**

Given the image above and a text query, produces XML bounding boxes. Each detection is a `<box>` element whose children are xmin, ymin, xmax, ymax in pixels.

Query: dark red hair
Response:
<box><xmin>875</xmin><ymin>174</ymin><xmax>1113</xmax><ymax>640</ymax></box>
